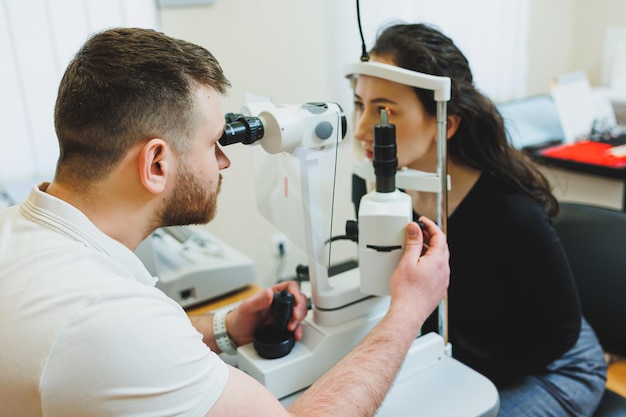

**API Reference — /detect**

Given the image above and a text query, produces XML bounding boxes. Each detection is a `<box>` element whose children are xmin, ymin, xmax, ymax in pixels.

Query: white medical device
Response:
<box><xmin>136</xmin><ymin>226</ymin><xmax>256</xmax><ymax>308</ymax></box>
<box><xmin>357</xmin><ymin>107</ymin><xmax>413</xmax><ymax>296</ymax></box>
<box><xmin>218</xmin><ymin>63</ymin><xmax>499</xmax><ymax>414</ymax></box>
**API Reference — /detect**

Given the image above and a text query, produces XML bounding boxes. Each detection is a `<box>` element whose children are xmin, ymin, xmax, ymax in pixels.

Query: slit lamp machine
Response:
<box><xmin>217</xmin><ymin>62</ymin><xmax>500</xmax><ymax>416</ymax></box>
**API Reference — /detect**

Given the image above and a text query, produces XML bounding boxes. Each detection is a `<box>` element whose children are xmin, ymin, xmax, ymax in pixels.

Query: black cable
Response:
<box><xmin>356</xmin><ymin>0</ymin><xmax>369</xmax><ymax>62</ymax></box>
<box><xmin>326</xmin><ymin>112</ymin><xmax>342</xmax><ymax>269</ymax></box>
<box><xmin>325</xmin><ymin>235</ymin><xmax>357</xmax><ymax>244</ymax></box>
<box><xmin>274</xmin><ymin>242</ymin><xmax>286</xmax><ymax>281</ymax></box>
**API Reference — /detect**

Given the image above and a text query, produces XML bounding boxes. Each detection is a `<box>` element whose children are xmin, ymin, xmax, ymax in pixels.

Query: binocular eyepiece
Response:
<box><xmin>219</xmin><ymin>113</ymin><xmax>265</xmax><ymax>147</ymax></box>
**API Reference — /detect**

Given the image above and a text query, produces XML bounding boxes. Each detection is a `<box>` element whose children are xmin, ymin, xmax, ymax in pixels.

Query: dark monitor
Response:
<box><xmin>497</xmin><ymin>94</ymin><xmax>565</xmax><ymax>150</ymax></box>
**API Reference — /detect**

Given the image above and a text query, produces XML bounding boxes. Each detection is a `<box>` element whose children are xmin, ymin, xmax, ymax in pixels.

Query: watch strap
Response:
<box><xmin>213</xmin><ymin>309</ymin><xmax>237</xmax><ymax>355</ymax></box>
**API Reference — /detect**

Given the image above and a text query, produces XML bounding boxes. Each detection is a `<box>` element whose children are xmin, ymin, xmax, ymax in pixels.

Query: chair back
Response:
<box><xmin>553</xmin><ymin>202</ymin><xmax>626</xmax><ymax>357</ymax></box>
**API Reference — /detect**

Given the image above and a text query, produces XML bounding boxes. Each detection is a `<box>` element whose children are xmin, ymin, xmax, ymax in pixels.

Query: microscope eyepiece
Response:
<box><xmin>218</xmin><ymin>102</ymin><xmax>346</xmax><ymax>153</ymax></box>
<box><xmin>219</xmin><ymin>113</ymin><xmax>265</xmax><ymax>146</ymax></box>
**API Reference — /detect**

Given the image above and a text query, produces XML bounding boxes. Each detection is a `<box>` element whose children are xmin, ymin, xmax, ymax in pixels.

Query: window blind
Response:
<box><xmin>0</xmin><ymin>0</ymin><xmax>157</xmax><ymax>190</ymax></box>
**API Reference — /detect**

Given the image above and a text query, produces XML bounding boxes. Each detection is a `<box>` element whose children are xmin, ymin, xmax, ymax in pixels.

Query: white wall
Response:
<box><xmin>527</xmin><ymin>0</ymin><xmax>626</xmax><ymax>95</ymax></box>
<box><xmin>0</xmin><ymin>0</ymin><xmax>157</xmax><ymax>185</ymax></box>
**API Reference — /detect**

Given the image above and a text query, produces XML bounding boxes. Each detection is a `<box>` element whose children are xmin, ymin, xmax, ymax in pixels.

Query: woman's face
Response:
<box><xmin>352</xmin><ymin>62</ymin><xmax>438</xmax><ymax>171</ymax></box>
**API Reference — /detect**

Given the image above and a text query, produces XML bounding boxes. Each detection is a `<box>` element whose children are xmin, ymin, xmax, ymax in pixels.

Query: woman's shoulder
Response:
<box><xmin>463</xmin><ymin>173</ymin><xmax>549</xmax><ymax>225</ymax></box>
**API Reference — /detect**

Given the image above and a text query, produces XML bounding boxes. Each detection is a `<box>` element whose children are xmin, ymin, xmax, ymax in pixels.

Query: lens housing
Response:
<box><xmin>219</xmin><ymin>113</ymin><xmax>265</xmax><ymax>146</ymax></box>
<box><xmin>373</xmin><ymin>110</ymin><xmax>397</xmax><ymax>193</ymax></box>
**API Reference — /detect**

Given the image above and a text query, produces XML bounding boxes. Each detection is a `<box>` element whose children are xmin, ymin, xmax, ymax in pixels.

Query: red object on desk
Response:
<box><xmin>539</xmin><ymin>140</ymin><xmax>626</xmax><ymax>169</ymax></box>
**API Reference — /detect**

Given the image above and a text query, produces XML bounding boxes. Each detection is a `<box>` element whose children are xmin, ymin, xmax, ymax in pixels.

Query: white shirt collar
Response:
<box><xmin>20</xmin><ymin>184</ymin><xmax>158</xmax><ymax>286</ymax></box>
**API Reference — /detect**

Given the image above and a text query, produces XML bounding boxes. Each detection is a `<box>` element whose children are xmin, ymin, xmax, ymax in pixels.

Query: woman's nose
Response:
<box><xmin>353</xmin><ymin>113</ymin><xmax>375</xmax><ymax>143</ymax></box>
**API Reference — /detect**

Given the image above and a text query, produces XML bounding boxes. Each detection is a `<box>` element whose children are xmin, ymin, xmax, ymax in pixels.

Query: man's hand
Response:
<box><xmin>389</xmin><ymin>217</ymin><xmax>450</xmax><ymax>325</ymax></box>
<box><xmin>226</xmin><ymin>280</ymin><xmax>308</xmax><ymax>347</ymax></box>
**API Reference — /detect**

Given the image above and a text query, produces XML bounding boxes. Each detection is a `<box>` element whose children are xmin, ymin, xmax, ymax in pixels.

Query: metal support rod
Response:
<box><xmin>436</xmin><ymin>100</ymin><xmax>449</xmax><ymax>344</ymax></box>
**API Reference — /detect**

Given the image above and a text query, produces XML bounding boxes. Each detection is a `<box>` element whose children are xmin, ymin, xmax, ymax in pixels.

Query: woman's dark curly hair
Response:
<box><xmin>370</xmin><ymin>23</ymin><xmax>558</xmax><ymax>217</ymax></box>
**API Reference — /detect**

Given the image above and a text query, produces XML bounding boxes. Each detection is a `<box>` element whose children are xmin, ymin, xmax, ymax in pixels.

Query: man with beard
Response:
<box><xmin>0</xmin><ymin>28</ymin><xmax>450</xmax><ymax>417</ymax></box>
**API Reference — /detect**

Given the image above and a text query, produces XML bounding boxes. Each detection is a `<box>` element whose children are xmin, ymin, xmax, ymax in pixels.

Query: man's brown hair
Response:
<box><xmin>54</xmin><ymin>27</ymin><xmax>230</xmax><ymax>182</ymax></box>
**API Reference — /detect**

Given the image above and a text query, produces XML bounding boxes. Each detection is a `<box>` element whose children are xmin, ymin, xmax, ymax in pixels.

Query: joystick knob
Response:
<box><xmin>253</xmin><ymin>290</ymin><xmax>296</xmax><ymax>359</ymax></box>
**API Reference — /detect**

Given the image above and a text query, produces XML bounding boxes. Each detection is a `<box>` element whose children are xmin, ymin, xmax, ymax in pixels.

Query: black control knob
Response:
<box><xmin>253</xmin><ymin>290</ymin><xmax>296</xmax><ymax>359</ymax></box>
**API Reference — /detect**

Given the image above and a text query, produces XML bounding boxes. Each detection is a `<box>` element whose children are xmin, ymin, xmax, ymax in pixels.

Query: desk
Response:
<box><xmin>185</xmin><ymin>284</ymin><xmax>262</xmax><ymax>315</ymax></box>
<box><xmin>528</xmin><ymin>142</ymin><xmax>626</xmax><ymax>211</ymax></box>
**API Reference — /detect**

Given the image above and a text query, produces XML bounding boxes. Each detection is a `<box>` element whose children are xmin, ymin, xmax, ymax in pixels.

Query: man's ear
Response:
<box><xmin>138</xmin><ymin>138</ymin><xmax>169</xmax><ymax>194</ymax></box>
<box><xmin>447</xmin><ymin>114</ymin><xmax>461</xmax><ymax>139</ymax></box>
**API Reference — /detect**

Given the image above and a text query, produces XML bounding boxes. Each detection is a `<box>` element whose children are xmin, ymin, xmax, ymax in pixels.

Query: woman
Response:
<box><xmin>351</xmin><ymin>23</ymin><xmax>607</xmax><ymax>416</ymax></box>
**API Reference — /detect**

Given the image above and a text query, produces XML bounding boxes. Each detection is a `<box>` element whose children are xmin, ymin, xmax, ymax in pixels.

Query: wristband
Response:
<box><xmin>213</xmin><ymin>309</ymin><xmax>237</xmax><ymax>355</ymax></box>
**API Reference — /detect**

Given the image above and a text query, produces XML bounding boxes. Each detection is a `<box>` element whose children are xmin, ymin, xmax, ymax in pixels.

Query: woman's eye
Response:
<box><xmin>378</xmin><ymin>106</ymin><xmax>392</xmax><ymax>116</ymax></box>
